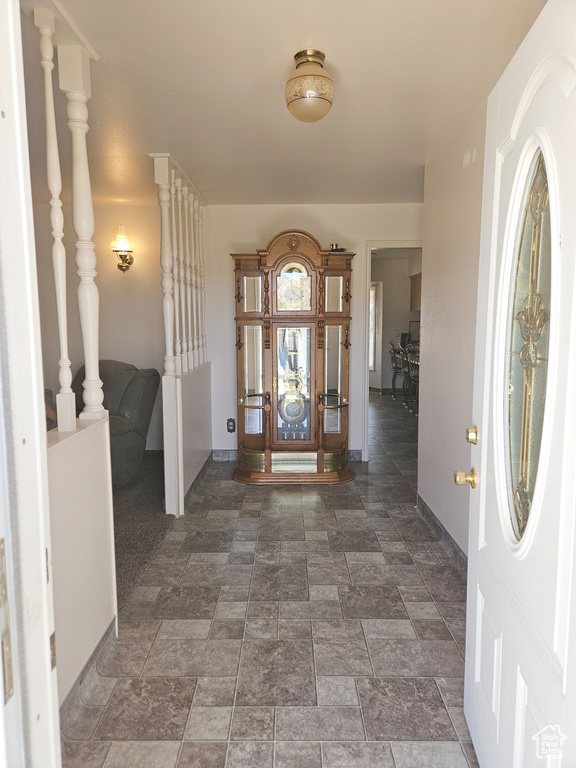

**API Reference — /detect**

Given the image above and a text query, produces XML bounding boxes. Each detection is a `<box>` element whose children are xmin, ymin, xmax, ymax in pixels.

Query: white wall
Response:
<box><xmin>419</xmin><ymin>102</ymin><xmax>487</xmax><ymax>555</ymax></box>
<box><xmin>370</xmin><ymin>258</ymin><xmax>420</xmax><ymax>390</ymax></box>
<box><xmin>34</xmin><ymin>203</ymin><xmax>165</xmax><ymax>448</ymax></box>
<box><xmin>204</xmin><ymin>204</ymin><xmax>423</xmax><ymax>451</ymax></box>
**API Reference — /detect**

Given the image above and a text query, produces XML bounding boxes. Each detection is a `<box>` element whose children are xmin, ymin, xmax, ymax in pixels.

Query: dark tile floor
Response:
<box><xmin>61</xmin><ymin>393</ymin><xmax>479</xmax><ymax>768</ymax></box>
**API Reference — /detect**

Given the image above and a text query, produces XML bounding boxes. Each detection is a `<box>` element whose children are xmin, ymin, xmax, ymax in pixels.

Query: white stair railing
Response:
<box><xmin>34</xmin><ymin>9</ymin><xmax>76</xmax><ymax>431</ymax></box>
<box><xmin>151</xmin><ymin>154</ymin><xmax>207</xmax><ymax>374</ymax></box>
<box><xmin>58</xmin><ymin>44</ymin><xmax>104</xmax><ymax>419</ymax></box>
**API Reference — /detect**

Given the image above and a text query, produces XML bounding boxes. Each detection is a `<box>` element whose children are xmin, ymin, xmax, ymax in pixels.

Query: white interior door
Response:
<box><xmin>466</xmin><ymin>1</ymin><xmax>576</xmax><ymax>766</ymax></box>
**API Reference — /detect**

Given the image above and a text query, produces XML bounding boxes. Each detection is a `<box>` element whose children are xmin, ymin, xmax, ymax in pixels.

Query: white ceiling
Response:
<box><xmin>21</xmin><ymin>0</ymin><xmax>547</xmax><ymax>206</ymax></box>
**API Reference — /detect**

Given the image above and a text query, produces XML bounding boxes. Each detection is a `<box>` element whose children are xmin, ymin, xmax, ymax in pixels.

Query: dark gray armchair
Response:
<box><xmin>72</xmin><ymin>360</ymin><xmax>160</xmax><ymax>489</ymax></box>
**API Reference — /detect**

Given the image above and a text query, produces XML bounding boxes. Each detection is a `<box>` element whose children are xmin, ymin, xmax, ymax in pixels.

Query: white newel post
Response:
<box><xmin>151</xmin><ymin>155</ymin><xmax>175</xmax><ymax>375</ymax></box>
<box><xmin>35</xmin><ymin>10</ymin><xmax>76</xmax><ymax>431</ymax></box>
<box><xmin>58</xmin><ymin>45</ymin><xmax>104</xmax><ymax>419</ymax></box>
<box><xmin>188</xmin><ymin>193</ymin><xmax>198</xmax><ymax>369</ymax></box>
<box><xmin>177</xmin><ymin>180</ymin><xmax>188</xmax><ymax>374</ymax></box>
<box><xmin>184</xmin><ymin>189</ymin><xmax>194</xmax><ymax>370</ymax></box>
<box><xmin>193</xmin><ymin>199</ymin><xmax>201</xmax><ymax>366</ymax></box>
<box><xmin>199</xmin><ymin>204</ymin><xmax>207</xmax><ymax>362</ymax></box>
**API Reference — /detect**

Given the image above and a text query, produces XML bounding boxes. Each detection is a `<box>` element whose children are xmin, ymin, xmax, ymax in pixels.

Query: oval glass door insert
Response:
<box><xmin>507</xmin><ymin>150</ymin><xmax>551</xmax><ymax>540</ymax></box>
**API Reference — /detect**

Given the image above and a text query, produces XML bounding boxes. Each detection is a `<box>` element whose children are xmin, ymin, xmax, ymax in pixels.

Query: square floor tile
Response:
<box><xmin>251</xmin><ymin>565</ymin><xmax>309</xmax><ymax>601</ymax></box>
<box><xmin>184</xmin><ymin>706</ymin><xmax>232</xmax><ymax>740</ymax></box>
<box><xmin>366</xmin><ymin>638</ymin><xmax>464</xmax><ymax>677</ymax></box>
<box><xmin>391</xmin><ymin>741</ymin><xmax>469</xmax><ymax>767</ymax></box>
<box><xmin>176</xmin><ymin>742</ymin><xmax>227</xmax><ymax>768</ymax></box>
<box><xmin>231</xmin><ymin>707</ymin><xmax>275</xmax><ymax>740</ymax></box>
<box><xmin>149</xmin><ymin>587</ymin><xmax>219</xmax><ymax>620</ymax></box>
<box><xmin>94</xmin><ymin>678</ymin><xmax>195</xmax><ymax>740</ymax></box>
<box><xmin>357</xmin><ymin>677</ymin><xmax>457</xmax><ymax>741</ymax></box>
<box><xmin>339</xmin><ymin>586</ymin><xmax>408</xmax><ymax>619</ymax></box>
<box><xmin>328</xmin><ymin>533</ymin><xmax>382</xmax><ymax>552</ymax></box>
<box><xmin>193</xmin><ymin>677</ymin><xmax>237</xmax><ymax>706</ymax></box>
<box><xmin>61</xmin><ymin>741</ymin><xmax>111</xmax><ymax>768</ymax></box>
<box><xmin>96</xmin><ymin>622</ymin><xmax>160</xmax><ymax>677</ymax></box>
<box><xmin>316</xmin><ymin>676</ymin><xmax>359</xmax><ymax>705</ymax></box>
<box><xmin>275</xmin><ymin>707</ymin><xmax>365</xmax><ymax>741</ymax></box>
<box><xmin>104</xmin><ymin>741</ymin><xmax>181</xmax><ymax>768</ymax></box>
<box><xmin>226</xmin><ymin>742</ymin><xmax>273</xmax><ymax>768</ymax></box>
<box><xmin>209</xmin><ymin>619</ymin><xmax>245</xmax><ymax>639</ymax></box>
<box><xmin>143</xmin><ymin>639</ymin><xmax>241</xmax><ymax>677</ymax></box>
<box><xmin>322</xmin><ymin>742</ymin><xmax>395</xmax><ymax>768</ymax></box>
<box><xmin>275</xmin><ymin>742</ymin><xmax>322</xmax><ymax>768</ymax></box>
<box><xmin>236</xmin><ymin>640</ymin><xmax>316</xmax><ymax>706</ymax></box>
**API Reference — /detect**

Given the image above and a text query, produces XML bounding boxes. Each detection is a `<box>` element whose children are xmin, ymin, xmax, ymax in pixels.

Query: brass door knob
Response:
<box><xmin>454</xmin><ymin>468</ymin><xmax>478</xmax><ymax>489</ymax></box>
<box><xmin>466</xmin><ymin>426</ymin><xmax>479</xmax><ymax>445</ymax></box>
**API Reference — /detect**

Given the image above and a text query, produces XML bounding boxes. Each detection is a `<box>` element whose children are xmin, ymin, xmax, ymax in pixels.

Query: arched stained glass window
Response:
<box><xmin>507</xmin><ymin>150</ymin><xmax>551</xmax><ymax>540</ymax></box>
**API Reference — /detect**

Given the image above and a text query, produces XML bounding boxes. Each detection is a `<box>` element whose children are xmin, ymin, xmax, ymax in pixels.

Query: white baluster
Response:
<box><xmin>35</xmin><ymin>10</ymin><xmax>76</xmax><ymax>431</ymax></box>
<box><xmin>58</xmin><ymin>45</ymin><xmax>104</xmax><ymax>419</ymax></box>
<box><xmin>177</xmin><ymin>181</ymin><xmax>188</xmax><ymax>374</ymax></box>
<box><xmin>171</xmin><ymin>172</ymin><xmax>182</xmax><ymax>376</ymax></box>
<box><xmin>199</xmin><ymin>204</ymin><xmax>207</xmax><ymax>363</ymax></box>
<box><xmin>183</xmin><ymin>189</ymin><xmax>194</xmax><ymax>370</ymax></box>
<box><xmin>151</xmin><ymin>155</ymin><xmax>175</xmax><ymax>375</ymax></box>
<box><xmin>193</xmin><ymin>199</ymin><xmax>201</xmax><ymax>367</ymax></box>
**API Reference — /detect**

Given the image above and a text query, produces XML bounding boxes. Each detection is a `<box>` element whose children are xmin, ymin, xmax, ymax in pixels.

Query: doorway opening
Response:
<box><xmin>360</xmin><ymin>241</ymin><xmax>422</xmax><ymax>461</ymax></box>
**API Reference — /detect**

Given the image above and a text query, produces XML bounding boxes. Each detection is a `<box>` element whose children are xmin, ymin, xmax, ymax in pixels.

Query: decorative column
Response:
<box><xmin>35</xmin><ymin>10</ymin><xmax>76</xmax><ymax>431</ymax></box>
<box><xmin>58</xmin><ymin>45</ymin><xmax>104</xmax><ymax>418</ymax></box>
<box><xmin>151</xmin><ymin>155</ymin><xmax>175</xmax><ymax>375</ymax></box>
<box><xmin>184</xmin><ymin>189</ymin><xmax>194</xmax><ymax>370</ymax></box>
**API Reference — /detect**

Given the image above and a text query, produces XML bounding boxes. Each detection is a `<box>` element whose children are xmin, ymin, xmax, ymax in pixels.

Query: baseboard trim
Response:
<box><xmin>59</xmin><ymin>618</ymin><xmax>115</xmax><ymax>715</ymax></box>
<box><xmin>212</xmin><ymin>449</ymin><xmax>238</xmax><ymax>462</ymax></box>
<box><xmin>416</xmin><ymin>494</ymin><xmax>468</xmax><ymax>573</ymax></box>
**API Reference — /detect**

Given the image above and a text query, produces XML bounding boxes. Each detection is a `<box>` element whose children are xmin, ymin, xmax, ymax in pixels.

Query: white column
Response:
<box><xmin>183</xmin><ymin>188</ymin><xmax>194</xmax><ymax>370</ymax></box>
<box><xmin>177</xmin><ymin>181</ymin><xmax>188</xmax><ymax>374</ymax></box>
<box><xmin>171</xmin><ymin>172</ymin><xmax>182</xmax><ymax>376</ymax></box>
<box><xmin>199</xmin><ymin>204</ymin><xmax>207</xmax><ymax>362</ymax></box>
<box><xmin>194</xmin><ymin>200</ymin><xmax>202</xmax><ymax>365</ymax></box>
<box><xmin>35</xmin><ymin>10</ymin><xmax>76</xmax><ymax>431</ymax></box>
<box><xmin>58</xmin><ymin>45</ymin><xmax>104</xmax><ymax>419</ymax></box>
<box><xmin>151</xmin><ymin>155</ymin><xmax>175</xmax><ymax>375</ymax></box>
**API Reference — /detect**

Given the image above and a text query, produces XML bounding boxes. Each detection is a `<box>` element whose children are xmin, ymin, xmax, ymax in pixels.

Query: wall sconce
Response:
<box><xmin>110</xmin><ymin>226</ymin><xmax>134</xmax><ymax>273</ymax></box>
<box><xmin>285</xmin><ymin>49</ymin><xmax>334</xmax><ymax>122</ymax></box>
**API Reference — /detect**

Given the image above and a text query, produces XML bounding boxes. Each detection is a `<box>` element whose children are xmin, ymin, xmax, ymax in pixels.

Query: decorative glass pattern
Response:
<box><xmin>507</xmin><ymin>150</ymin><xmax>551</xmax><ymax>540</ymax></box>
<box><xmin>277</xmin><ymin>327</ymin><xmax>311</xmax><ymax>441</ymax></box>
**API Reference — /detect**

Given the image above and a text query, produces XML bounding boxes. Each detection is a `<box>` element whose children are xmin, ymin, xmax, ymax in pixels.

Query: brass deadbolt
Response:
<box><xmin>466</xmin><ymin>426</ymin><xmax>479</xmax><ymax>445</ymax></box>
<box><xmin>454</xmin><ymin>468</ymin><xmax>478</xmax><ymax>489</ymax></box>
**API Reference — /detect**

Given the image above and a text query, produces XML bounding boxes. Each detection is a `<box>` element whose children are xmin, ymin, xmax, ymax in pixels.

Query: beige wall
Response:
<box><xmin>34</xmin><ymin>203</ymin><xmax>165</xmax><ymax>448</ymax></box>
<box><xmin>204</xmin><ymin>204</ymin><xmax>423</xmax><ymax>451</ymax></box>
<box><xmin>419</xmin><ymin>102</ymin><xmax>487</xmax><ymax>555</ymax></box>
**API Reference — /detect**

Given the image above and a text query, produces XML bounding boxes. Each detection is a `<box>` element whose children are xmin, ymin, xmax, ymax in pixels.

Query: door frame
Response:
<box><xmin>0</xmin><ymin>0</ymin><xmax>61</xmax><ymax>764</ymax></box>
<box><xmin>361</xmin><ymin>239</ymin><xmax>422</xmax><ymax>461</ymax></box>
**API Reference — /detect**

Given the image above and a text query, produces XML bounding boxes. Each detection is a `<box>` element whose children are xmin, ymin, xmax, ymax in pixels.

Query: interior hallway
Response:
<box><xmin>60</xmin><ymin>393</ymin><xmax>478</xmax><ymax>767</ymax></box>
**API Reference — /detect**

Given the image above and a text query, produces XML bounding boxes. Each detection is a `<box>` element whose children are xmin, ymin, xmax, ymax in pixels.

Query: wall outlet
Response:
<box><xmin>227</xmin><ymin>418</ymin><xmax>236</xmax><ymax>433</ymax></box>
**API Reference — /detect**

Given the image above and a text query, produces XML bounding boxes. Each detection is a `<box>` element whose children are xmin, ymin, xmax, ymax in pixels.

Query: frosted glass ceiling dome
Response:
<box><xmin>285</xmin><ymin>50</ymin><xmax>334</xmax><ymax>123</ymax></box>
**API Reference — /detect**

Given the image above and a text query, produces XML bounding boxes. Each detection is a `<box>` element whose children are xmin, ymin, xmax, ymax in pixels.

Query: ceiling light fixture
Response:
<box><xmin>285</xmin><ymin>49</ymin><xmax>333</xmax><ymax>123</ymax></box>
<box><xmin>110</xmin><ymin>226</ymin><xmax>134</xmax><ymax>273</ymax></box>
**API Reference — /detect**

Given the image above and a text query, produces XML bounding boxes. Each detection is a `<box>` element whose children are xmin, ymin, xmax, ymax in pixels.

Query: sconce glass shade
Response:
<box><xmin>110</xmin><ymin>226</ymin><xmax>134</xmax><ymax>273</ymax></box>
<box><xmin>285</xmin><ymin>50</ymin><xmax>333</xmax><ymax>123</ymax></box>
